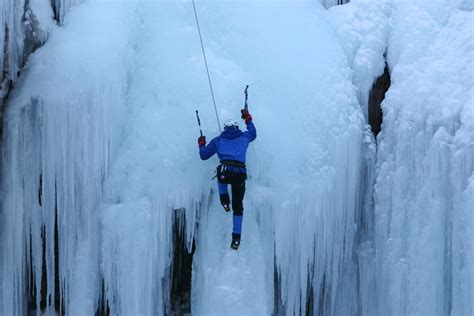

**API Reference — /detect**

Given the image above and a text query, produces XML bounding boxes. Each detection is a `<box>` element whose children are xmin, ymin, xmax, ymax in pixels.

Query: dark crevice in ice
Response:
<box><xmin>38</xmin><ymin>173</ymin><xmax>43</xmax><ymax>206</ymax></box>
<box><xmin>28</xmin><ymin>228</ymin><xmax>37</xmax><ymax>311</ymax></box>
<box><xmin>28</xmin><ymin>185</ymin><xmax>62</xmax><ymax>314</ymax></box>
<box><xmin>273</xmin><ymin>247</ymin><xmax>284</xmax><ymax>316</ymax></box>
<box><xmin>170</xmin><ymin>208</ymin><xmax>196</xmax><ymax>314</ymax></box>
<box><xmin>1</xmin><ymin>23</ymin><xmax>11</xmax><ymax>143</ymax></box>
<box><xmin>50</xmin><ymin>0</ymin><xmax>61</xmax><ymax>23</ymax></box>
<box><xmin>305</xmin><ymin>271</ymin><xmax>315</xmax><ymax>316</ymax></box>
<box><xmin>95</xmin><ymin>279</ymin><xmax>110</xmax><ymax>316</ymax></box>
<box><xmin>40</xmin><ymin>226</ymin><xmax>47</xmax><ymax>311</ymax></box>
<box><xmin>368</xmin><ymin>62</ymin><xmax>391</xmax><ymax>138</ymax></box>
<box><xmin>317</xmin><ymin>274</ymin><xmax>328</xmax><ymax>315</ymax></box>
<box><xmin>1</xmin><ymin>25</ymin><xmax>9</xmax><ymax>84</ymax></box>
<box><xmin>54</xmin><ymin>184</ymin><xmax>62</xmax><ymax>314</ymax></box>
<box><xmin>305</xmin><ymin>244</ymin><xmax>317</xmax><ymax>316</ymax></box>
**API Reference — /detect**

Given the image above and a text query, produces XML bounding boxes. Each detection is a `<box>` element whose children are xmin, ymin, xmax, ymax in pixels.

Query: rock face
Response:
<box><xmin>171</xmin><ymin>208</ymin><xmax>196</xmax><ymax>314</ymax></box>
<box><xmin>368</xmin><ymin>63</ymin><xmax>390</xmax><ymax>137</ymax></box>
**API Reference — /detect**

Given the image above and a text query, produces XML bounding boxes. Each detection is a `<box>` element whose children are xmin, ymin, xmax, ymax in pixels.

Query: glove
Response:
<box><xmin>241</xmin><ymin>109</ymin><xmax>252</xmax><ymax>124</ymax></box>
<box><xmin>198</xmin><ymin>136</ymin><xmax>206</xmax><ymax>147</ymax></box>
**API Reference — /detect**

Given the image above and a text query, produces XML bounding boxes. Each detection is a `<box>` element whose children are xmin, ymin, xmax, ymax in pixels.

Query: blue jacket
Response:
<box><xmin>199</xmin><ymin>121</ymin><xmax>257</xmax><ymax>173</ymax></box>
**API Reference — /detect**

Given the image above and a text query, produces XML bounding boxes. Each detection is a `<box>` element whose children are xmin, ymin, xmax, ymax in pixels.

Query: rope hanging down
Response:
<box><xmin>191</xmin><ymin>0</ymin><xmax>221</xmax><ymax>132</ymax></box>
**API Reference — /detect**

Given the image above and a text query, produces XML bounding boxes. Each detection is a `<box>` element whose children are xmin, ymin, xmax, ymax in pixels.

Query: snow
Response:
<box><xmin>1</xmin><ymin>0</ymin><xmax>473</xmax><ymax>314</ymax></box>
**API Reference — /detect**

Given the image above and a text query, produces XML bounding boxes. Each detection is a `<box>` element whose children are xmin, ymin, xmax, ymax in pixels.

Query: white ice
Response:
<box><xmin>1</xmin><ymin>0</ymin><xmax>472</xmax><ymax>315</ymax></box>
<box><xmin>330</xmin><ymin>1</ymin><xmax>473</xmax><ymax>315</ymax></box>
<box><xmin>1</xmin><ymin>1</ymin><xmax>136</xmax><ymax>314</ymax></box>
<box><xmin>373</xmin><ymin>2</ymin><xmax>474</xmax><ymax>315</ymax></box>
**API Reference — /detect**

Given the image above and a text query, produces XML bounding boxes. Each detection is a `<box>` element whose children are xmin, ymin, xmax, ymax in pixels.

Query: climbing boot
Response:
<box><xmin>230</xmin><ymin>233</ymin><xmax>241</xmax><ymax>250</ymax></box>
<box><xmin>220</xmin><ymin>193</ymin><xmax>231</xmax><ymax>212</ymax></box>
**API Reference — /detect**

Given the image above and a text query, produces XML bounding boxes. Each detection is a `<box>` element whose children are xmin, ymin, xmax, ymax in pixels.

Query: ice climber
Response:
<box><xmin>198</xmin><ymin>109</ymin><xmax>256</xmax><ymax>250</ymax></box>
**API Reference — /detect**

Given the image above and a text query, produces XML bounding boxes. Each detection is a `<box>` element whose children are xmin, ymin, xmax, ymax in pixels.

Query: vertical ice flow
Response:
<box><xmin>1</xmin><ymin>1</ymin><xmax>136</xmax><ymax>314</ymax></box>
<box><xmin>373</xmin><ymin>2</ymin><xmax>474</xmax><ymax>315</ymax></box>
<box><xmin>1</xmin><ymin>0</ymin><xmax>472</xmax><ymax>315</ymax></box>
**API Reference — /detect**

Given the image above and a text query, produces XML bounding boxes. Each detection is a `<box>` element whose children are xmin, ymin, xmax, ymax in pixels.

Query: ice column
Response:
<box><xmin>1</xmin><ymin>2</ymin><xmax>136</xmax><ymax>314</ymax></box>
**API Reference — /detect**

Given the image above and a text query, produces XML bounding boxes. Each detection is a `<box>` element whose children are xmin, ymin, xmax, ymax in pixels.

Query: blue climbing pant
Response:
<box><xmin>217</xmin><ymin>171</ymin><xmax>246</xmax><ymax>235</ymax></box>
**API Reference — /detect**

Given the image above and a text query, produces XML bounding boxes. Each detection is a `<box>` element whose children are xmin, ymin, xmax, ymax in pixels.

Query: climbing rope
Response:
<box><xmin>191</xmin><ymin>0</ymin><xmax>221</xmax><ymax>132</ymax></box>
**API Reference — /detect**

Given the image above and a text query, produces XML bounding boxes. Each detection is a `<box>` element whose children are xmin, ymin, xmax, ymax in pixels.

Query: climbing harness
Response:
<box><xmin>212</xmin><ymin>160</ymin><xmax>246</xmax><ymax>181</ymax></box>
<box><xmin>191</xmin><ymin>0</ymin><xmax>221</xmax><ymax>132</ymax></box>
<box><xmin>221</xmin><ymin>160</ymin><xmax>246</xmax><ymax>168</ymax></box>
<box><xmin>216</xmin><ymin>161</ymin><xmax>247</xmax><ymax>183</ymax></box>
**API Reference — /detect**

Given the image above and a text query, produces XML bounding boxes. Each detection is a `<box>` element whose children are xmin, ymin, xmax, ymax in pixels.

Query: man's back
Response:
<box><xmin>199</xmin><ymin>121</ymin><xmax>256</xmax><ymax>164</ymax></box>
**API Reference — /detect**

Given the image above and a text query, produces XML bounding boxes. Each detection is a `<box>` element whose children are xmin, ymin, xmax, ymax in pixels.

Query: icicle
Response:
<box><xmin>1</xmin><ymin>1</ymin><xmax>137</xmax><ymax>314</ymax></box>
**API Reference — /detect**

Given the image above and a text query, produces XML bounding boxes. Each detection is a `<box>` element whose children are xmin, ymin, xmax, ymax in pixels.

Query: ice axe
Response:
<box><xmin>244</xmin><ymin>85</ymin><xmax>249</xmax><ymax>111</ymax></box>
<box><xmin>195</xmin><ymin>110</ymin><xmax>203</xmax><ymax>137</ymax></box>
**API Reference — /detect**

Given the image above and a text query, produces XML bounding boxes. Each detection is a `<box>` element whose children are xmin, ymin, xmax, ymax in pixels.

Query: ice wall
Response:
<box><xmin>93</xmin><ymin>0</ymin><xmax>368</xmax><ymax>314</ymax></box>
<box><xmin>207</xmin><ymin>1</ymin><xmax>366</xmax><ymax>314</ymax></box>
<box><xmin>0</xmin><ymin>0</ymin><xmax>83</xmax><ymax>144</ymax></box>
<box><xmin>330</xmin><ymin>1</ymin><xmax>473</xmax><ymax>314</ymax></box>
<box><xmin>331</xmin><ymin>0</ymin><xmax>473</xmax><ymax>314</ymax></box>
<box><xmin>96</xmin><ymin>2</ymin><xmax>214</xmax><ymax>313</ymax></box>
<box><xmin>329</xmin><ymin>2</ymin><xmax>390</xmax><ymax>314</ymax></box>
<box><xmin>1</xmin><ymin>0</ymin><xmax>369</xmax><ymax>314</ymax></box>
<box><xmin>1</xmin><ymin>0</ymin><xmax>49</xmax><ymax>88</ymax></box>
<box><xmin>374</xmin><ymin>1</ymin><xmax>473</xmax><ymax>314</ymax></box>
<box><xmin>329</xmin><ymin>0</ymin><xmax>391</xmax><ymax>120</ymax></box>
<box><xmin>0</xmin><ymin>1</ymin><xmax>136</xmax><ymax>314</ymax></box>
<box><xmin>0</xmin><ymin>0</ymin><xmax>77</xmax><ymax>103</ymax></box>
<box><xmin>2</xmin><ymin>0</ymin><xmax>471</xmax><ymax>315</ymax></box>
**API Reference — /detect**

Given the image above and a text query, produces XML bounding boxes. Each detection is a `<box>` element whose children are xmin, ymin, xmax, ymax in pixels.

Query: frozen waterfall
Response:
<box><xmin>1</xmin><ymin>0</ymin><xmax>472</xmax><ymax>315</ymax></box>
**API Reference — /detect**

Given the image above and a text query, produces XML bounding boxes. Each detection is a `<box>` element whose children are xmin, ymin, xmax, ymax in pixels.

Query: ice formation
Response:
<box><xmin>1</xmin><ymin>1</ymin><xmax>135</xmax><ymax>313</ymax></box>
<box><xmin>1</xmin><ymin>0</ymin><xmax>472</xmax><ymax>315</ymax></box>
<box><xmin>1</xmin><ymin>0</ymin><xmax>56</xmax><ymax>100</ymax></box>
<box><xmin>331</xmin><ymin>1</ymin><xmax>473</xmax><ymax>314</ymax></box>
<box><xmin>373</xmin><ymin>2</ymin><xmax>473</xmax><ymax>314</ymax></box>
<box><xmin>1</xmin><ymin>0</ymin><xmax>82</xmax><ymax>147</ymax></box>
